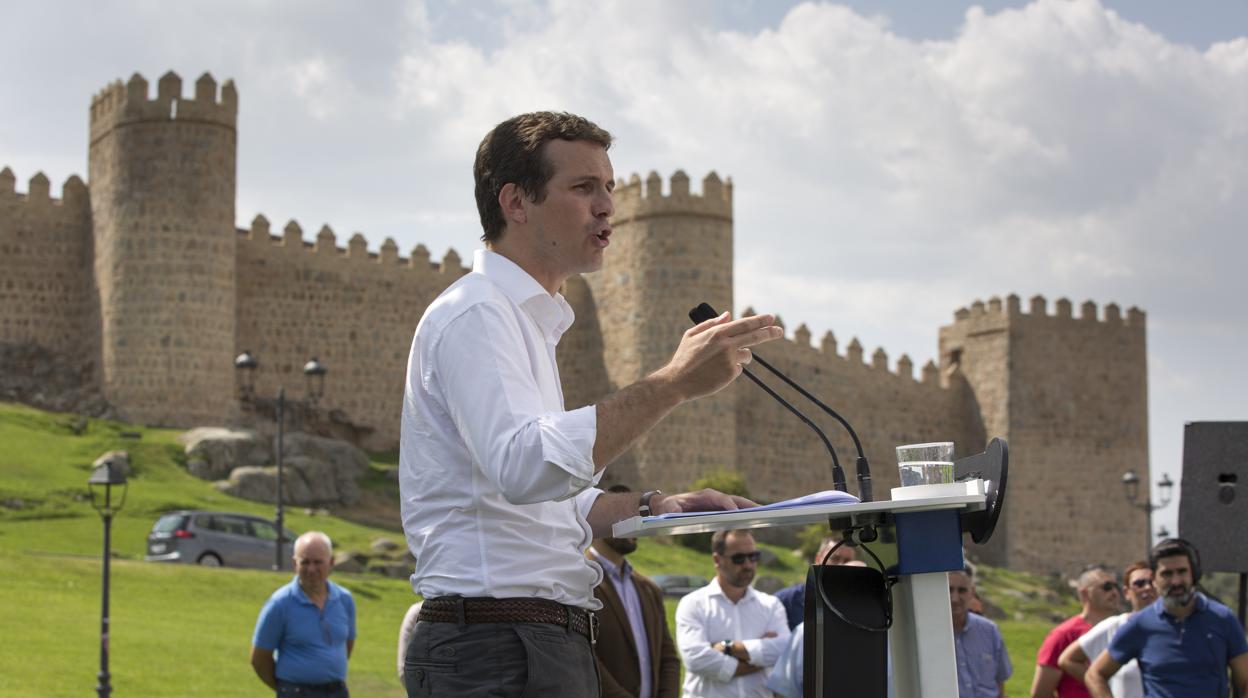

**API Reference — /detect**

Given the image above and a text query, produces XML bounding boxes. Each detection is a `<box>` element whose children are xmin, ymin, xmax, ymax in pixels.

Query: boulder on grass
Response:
<box><xmin>181</xmin><ymin>427</ymin><xmax>270</xmax><ymax>481</ymax></box>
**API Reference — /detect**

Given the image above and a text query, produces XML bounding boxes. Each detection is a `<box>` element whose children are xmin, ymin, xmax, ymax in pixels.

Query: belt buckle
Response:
<box><xmin>588</xmin><ymin>611</ymin><xmax>599</xmax><ymax>646</ymax></box>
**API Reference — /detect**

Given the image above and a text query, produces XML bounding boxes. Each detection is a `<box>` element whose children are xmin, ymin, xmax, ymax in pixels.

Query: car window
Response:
<box><xmin>194</xmin><ymin>514</ymin><xmax>220</xmax><ymax>531</ymax></box>
<box><xmin>152</xmin><ymin>514</ymin><xmax>187</xmax><ymax>533</ymax></box>
<box><xmin>251</xmin><ymin>520</ymin><xmax>278</xmax><ymax>541</ymax></box>
<box><xmin>220</xmin><ymin>516</ymin><xmax>250</xmax><ymax>536</ymax></box>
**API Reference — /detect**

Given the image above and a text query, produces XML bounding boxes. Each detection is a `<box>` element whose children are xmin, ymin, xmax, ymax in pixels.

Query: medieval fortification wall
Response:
<box><xmin>0</xmin><ymin>70</ymin><xmax>1151</xmax><ymax>575</ymax></box>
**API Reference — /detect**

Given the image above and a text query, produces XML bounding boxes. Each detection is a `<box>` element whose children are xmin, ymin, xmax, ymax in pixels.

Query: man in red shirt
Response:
<box><xmin>1030</xmin><ymin>565</ymin><xmax>1122</xmax><ymax>697</ymax></box>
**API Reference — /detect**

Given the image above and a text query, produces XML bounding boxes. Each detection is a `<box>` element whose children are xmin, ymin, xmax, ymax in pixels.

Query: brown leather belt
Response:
<box><xmin>419</xmin><ymin>596</ymin><xmax>598</xmax><ymax>644</ymax></box>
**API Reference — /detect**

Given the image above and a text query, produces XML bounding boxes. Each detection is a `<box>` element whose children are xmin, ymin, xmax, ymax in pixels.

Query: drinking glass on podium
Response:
<box><xmin>896</xmin><ymin>442</ymin><xmax>955</xmax><ymax>487</ymax></box>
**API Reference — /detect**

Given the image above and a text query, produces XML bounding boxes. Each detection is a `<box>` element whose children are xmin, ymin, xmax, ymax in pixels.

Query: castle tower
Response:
<box><xmin>584</xmin><ymin>170</ymin><xmax>736</xmax><ymax>490</ymax></box>
<box><xmin>87</xmin><ymin>71</ymin><xmax>238</xmax><ymax>425</ymax></box>
<box><xmin>939</xmin><ymin>295</ymin><xmax>1149</xmax><ymax>574</ymax></box>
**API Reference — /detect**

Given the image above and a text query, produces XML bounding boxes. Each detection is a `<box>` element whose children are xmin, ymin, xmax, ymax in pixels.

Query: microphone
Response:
<box><xmin>690</xmin><ymin>302</ymin><xmax>874</xmax><ymax>501</ymax></box>
<box><xmin>688</xmin><ymin>304</ymin><xmax>847</xmax><ymax>493</ymax></box>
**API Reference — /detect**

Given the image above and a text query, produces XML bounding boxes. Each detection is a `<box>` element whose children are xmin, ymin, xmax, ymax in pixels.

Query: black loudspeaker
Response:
<box><xmin>803</xmin><ymin>565</ymin><xmax>889</xmax><ymax>698</ymax></box>
<box><xmin>1179</xmin><ymin>422</ymin><xmax>1248</xmax><ymax>573</ymax></box>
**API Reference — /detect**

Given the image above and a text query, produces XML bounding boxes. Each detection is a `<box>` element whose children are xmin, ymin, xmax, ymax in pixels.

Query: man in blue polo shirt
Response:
<box><xmin>1087</xmin><ymin>538</ymin><xmax>1248</xmax><ymax>698</ymax></box>
<box><xmin>252</xmin><ymin>531</ymin><xmax>356</xmax><ymax>697</ymax></box>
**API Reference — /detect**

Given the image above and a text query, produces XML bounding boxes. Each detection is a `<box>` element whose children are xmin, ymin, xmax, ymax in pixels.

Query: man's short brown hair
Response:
<box><xmin>711</xmin><ymin>529</ymin><xmax>752</xmax><ymax>556</ymax></box>
<box><xmin>473</xmin><ymin>111</ymin><xmax>613</xmax><ymax>244</ymax></box>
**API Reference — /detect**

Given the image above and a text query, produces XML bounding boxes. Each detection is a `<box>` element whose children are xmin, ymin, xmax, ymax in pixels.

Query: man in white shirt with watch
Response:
<box><xmin>398</xmin><ymin>111</ymin><xmax>782</xmax><ymax>698</ymax></box>
<box><xmin>676</xmin><ymin>529</ymin><xmax>791</xmax><ymax>697</ymax></box>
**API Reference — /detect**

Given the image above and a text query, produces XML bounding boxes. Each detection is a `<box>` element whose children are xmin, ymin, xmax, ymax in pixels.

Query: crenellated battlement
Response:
<box><xmin>0</xmin><ymin>168</ymin><xmax>90</xmax><ymax>220</ymax></box>
<box><xmin>89</xmin><ymin>71</ymin><xmax>237</xmax><ymax>144</ymax></box>
<box><xmin>748</xmin><ymin>310</ymin><xmax>945</xmax><ymax>387</ymax></box>
<box><xmin>611</xmin><ymin>170</ymin><xmax>733</xmax><ymax>223</ymax></box>
<box><xmin>946</xmin><ymin>293</ymin><xmax>1145</xmax><ymax>330</ymax></box>
<box><xmin>236</xmin><ymin>214</ymin><xmax>468</xmax><ymax>276</ymax></box>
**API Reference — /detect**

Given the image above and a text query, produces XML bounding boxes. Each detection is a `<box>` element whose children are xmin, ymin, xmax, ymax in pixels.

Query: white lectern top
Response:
<box><xmin>611</xmin><ymin>480</ymin><xmax>989</xmax><ymax>538</ymax></box>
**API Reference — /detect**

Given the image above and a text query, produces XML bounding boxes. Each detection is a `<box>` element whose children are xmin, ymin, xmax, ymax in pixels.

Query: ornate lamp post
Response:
<box><xmin>234</xmin><ymin>351</ymin><xmax>327</xmax><ymax>570</ymax></box>
<box><xmin>1122</xmin><ymin>469</ymin><xmax>1174</xmax><ymax>548</ymax></box>
<box><xmin>88</xmin><ymin>456</ymin><xmax>128</xmax><ymax>697</ymax></box>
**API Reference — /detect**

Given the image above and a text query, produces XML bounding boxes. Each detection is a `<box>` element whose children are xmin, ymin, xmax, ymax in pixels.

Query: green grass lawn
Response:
<box><xmin>0</xmin><ymin>401</ymin><xmax>1064</xmax><ymax>696</ymax></box>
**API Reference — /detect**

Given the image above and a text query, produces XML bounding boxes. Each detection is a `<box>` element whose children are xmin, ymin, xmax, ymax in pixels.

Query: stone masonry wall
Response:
<box><xmin>0</xmin><ymin>170</ymin><xmax>96</xmax><ymax>372</ymax></box>
<box><xmin>941</xmin><ymin>296</ymin><xmax>1149</xmax><ymax>575</ymax></box>
<box><xmin>234</xmin><ymin>217</ymin><xmax>465</xmax><ymax>449</ymax></box>
<box><xmin>732</xmin><ymin>326</ymin><xmax>983</xmax><ymax>504</ymax></box>
<box><xmin>87</xmin><ymin>72</ymin><xmax>238</xmax><ymax>426</ymax></box>
<box><xmin>583</xmin><ymin>171</ymin><xmax>736</xmax><ymax>490</ymax></box>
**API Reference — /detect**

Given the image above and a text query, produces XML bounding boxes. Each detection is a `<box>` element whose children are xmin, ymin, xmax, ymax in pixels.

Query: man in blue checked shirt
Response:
<box><xmin>251</xmin><ymin>531</ymin><xmax>356</xmax><ymax>697</ymax></box>
<box><xmin>950</xmin><ymin>565</ymin><xmax>1011</xmax><ymax>698</ymax></box>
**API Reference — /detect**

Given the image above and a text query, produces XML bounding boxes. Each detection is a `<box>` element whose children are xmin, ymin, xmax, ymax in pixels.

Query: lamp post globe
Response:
<box><xmin>88</xmin><ymin>457</ymin><xmax>128</xmax><ymax>698</ymax></box>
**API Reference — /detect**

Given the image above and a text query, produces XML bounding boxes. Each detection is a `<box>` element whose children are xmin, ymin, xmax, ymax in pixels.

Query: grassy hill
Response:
<box><xmin>0</xmin><ymin>401</ymin><xmax>1071</xmax><ymax>696</ymax></box>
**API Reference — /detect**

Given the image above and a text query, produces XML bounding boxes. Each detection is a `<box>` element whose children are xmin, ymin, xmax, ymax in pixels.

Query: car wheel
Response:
<box><xmin>197</xmin><ymin>553</ymin><xmax>223</xmax><ymax>567</ymax></box>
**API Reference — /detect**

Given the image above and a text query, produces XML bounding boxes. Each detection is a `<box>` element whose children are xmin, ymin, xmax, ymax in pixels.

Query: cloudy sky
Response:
<box><xmin>4</xmin><ymin>0</ymin><xmax>1246</xmax><ymax>538</ymax></box>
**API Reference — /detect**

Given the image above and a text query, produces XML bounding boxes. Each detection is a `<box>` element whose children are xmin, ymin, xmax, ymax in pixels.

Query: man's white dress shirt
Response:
<box><xmin>676</xmin><ymin>577</ymin><xmax>792</xmax><ymax>697</ymax></box>
<box><xmin>399</xmin><ymin>250</ymin><xmax>604</xmax><ymax>609</ymax></box>
<box><xmin>1078</xmin><ymin>613</ymin><xmax>1142</xmax><ymax>698</ymax></box>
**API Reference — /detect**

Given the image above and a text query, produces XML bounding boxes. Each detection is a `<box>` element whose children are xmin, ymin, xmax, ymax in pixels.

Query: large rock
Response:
<box><xmin>286</xmin><ymin>455</ymin><xmax>360</xmax><ymax>506</ymax></box>
<box><xmin>181</xmin><ymin>427</ymin><xmax>271</xmax><ymax>480</ymax></box>
<box><xmin>215</xmin><ymin>457</ymin><xmax>360</xmax><ymax>507</ymax></box>
<box><xmin>281</xmin><ymin>432</ymin><xmax>370</xmax><ymax>479</ymax></box>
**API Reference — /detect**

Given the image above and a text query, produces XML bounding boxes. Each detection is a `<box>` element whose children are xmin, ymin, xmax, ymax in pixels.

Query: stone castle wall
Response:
<box><xmin>87</xmin><ymin>72</ymin><xmax>238</xmax><ymax>426</ymax></box>
<box><xmin>0</xmin><ymin>69</ymin><xmax>1153</xmax><ymax>576</ymax></box>
<box><xmin>941</xmin><ymin>296</ymin><xmax>1150</xmax><ymax>573</ymax></box>
<box><xmin>234</xmin><ymin>216</ymin><xmax>465</xmax><ymax>448</ymax></box>
<box><xmin>0</xmin><ymin>170</ymin><xmax>96</xmax><ymax>372</ymax></box>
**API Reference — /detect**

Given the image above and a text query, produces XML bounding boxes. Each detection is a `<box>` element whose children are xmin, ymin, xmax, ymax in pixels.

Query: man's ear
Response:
<box><xmin>499</xmin><ymin>183</ymin><xmax>528</xmax><ymax>226</ymax></box>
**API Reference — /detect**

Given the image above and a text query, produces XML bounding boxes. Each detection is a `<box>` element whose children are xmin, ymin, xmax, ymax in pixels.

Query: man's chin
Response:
<box><xmin>1162</xmin><ymin>589</ymin><xmax>1193</xmax><ymax>609</ymax></box>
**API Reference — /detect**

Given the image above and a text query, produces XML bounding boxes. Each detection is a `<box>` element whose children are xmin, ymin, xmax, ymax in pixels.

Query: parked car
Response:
<box><xmin>144</xmin><ymin>510</ymin><xmax>297</xmax><ymax>570</ymax></box>
<box><xmin>650</xmin><ymin>574</ymin><xmax>709</xmax><ymax>597</ymax></box>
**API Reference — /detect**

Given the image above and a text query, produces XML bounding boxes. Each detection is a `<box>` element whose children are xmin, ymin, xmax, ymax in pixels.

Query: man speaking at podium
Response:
<box><xmin>398</xmin><ymin>111</ymin><xmax>781</xmax><ymax>697</ymax></box>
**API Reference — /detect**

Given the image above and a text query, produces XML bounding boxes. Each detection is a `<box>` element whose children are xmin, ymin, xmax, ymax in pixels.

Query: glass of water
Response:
<box><xmin>896</xmin><ymin>442</ymin><xmax>955</xmax><ymax>486</ymax></box>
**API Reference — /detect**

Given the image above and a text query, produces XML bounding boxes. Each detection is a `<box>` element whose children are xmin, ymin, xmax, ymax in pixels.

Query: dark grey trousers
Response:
<box><xmin>403</xmin><ymin>620</ymin><xmax>599</xmax><ymax>697</ymax></box>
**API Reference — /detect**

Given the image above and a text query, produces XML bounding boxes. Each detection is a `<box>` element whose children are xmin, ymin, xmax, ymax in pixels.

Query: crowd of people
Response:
<box><xmin>245</xmin><ymin>527</ymin><xmax>1246</xmax><ymax>697</ymax></box>
<box><xmin>241</xmin><ymin>110</ymin><xmax>1245</xmax><ymax>697</ymax></box>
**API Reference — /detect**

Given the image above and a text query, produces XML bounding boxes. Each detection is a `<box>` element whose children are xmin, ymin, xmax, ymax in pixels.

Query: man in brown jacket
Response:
<box><xmin>589</xmin><ymin>486</ymin><xmax>680</xmax><ymax>698</ymax></box>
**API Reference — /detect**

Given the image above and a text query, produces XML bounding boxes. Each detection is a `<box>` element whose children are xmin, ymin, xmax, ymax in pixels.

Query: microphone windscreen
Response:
<box><xmin>689</xmin><ymin>302</ymin><xmax>719</xmax><ymax>324</ymax></box>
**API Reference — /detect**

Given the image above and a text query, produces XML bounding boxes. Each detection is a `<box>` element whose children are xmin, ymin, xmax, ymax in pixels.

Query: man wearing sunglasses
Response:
<box><xmin>1056</xmin><ymin>561</ymin><xmax>1155</xmax><ymax>698</ymax></box>
<box><xmin>1031</xmin><ymin>565</ymin><xmax>1121</xmax><ymax>698</ymax></box>
<box><xmin>675</xmin><ymin>529</ymin><xmax>790</xmax><ymax>697</ymax></box>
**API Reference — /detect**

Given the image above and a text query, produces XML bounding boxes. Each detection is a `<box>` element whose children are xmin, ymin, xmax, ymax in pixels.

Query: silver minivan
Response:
<box><xmin>144</xmin><ymin>510</ymin><xmax>297</xmax><ymax>570</ymax></box>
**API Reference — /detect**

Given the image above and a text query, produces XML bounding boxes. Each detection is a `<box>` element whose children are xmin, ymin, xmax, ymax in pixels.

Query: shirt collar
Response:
<box><xmin>708</xmin><ymin>576</ymin><xmax>755</xmax><ymax>603</ymax></box>
<box><xmin>588</xmin><ymin>547</ymin><xmax>632</xmax><ymax>580</ymax></box>
<box><xmin>473</xmin><ymin>249</ymin><xmax>575</xmax><ymax>340</ymax></box>
<box><xmin>290</xmin><ymin>577</ymin><xmax>337</xmax><ymax>605</ymax></box>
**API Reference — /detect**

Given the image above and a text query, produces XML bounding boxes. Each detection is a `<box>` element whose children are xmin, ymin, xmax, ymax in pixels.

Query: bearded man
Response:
<box><xmin>1087</xmin><ymin>538</ymin><xmax>1248</xmax><ymax>698</ymax></box>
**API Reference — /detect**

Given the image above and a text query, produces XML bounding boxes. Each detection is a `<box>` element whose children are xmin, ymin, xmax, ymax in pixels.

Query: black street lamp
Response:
<box><xmin>234</xmin><ymin>351</ymin><xmax>328</xmax><ymax>570</ymax></box>
<box><xmin>1122</xmin><ymin>469</ymin><xmax>1174</xmax><ymax>550</ymax></box>
<box><xmin>1121</xmin><ymin>470</ymin><xmax>1174</xmax><ymax>512</ymax></box>
<box><xmin>88</xmin><ymin>455</ymin><xmax>128</xmax><ymax>698</ymax></box>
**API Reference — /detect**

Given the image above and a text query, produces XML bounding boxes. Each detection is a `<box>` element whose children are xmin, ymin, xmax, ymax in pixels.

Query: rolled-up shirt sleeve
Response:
<box><xmin>427</xmin><ymin>302</ymin><xmax>597</xmax><ymax>504</ymax></box>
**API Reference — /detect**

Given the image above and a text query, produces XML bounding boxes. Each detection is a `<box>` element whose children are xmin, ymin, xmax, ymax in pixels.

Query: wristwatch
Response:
<box><xmin>639</xmin><ymin>490</ymin><xmax>662</xmax><ymax>517</ymax></box>
<box><xmin>720</xmin><ymin>640</ymin><xmax>734</xmax><ymax>655</ymax></box>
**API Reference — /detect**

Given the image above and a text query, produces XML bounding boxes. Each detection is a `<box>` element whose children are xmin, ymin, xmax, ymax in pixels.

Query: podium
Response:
<box><xmin>612</xmin><ymin>438</ymin><xmax>1009</xmax><ymax>698</ymax></box>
